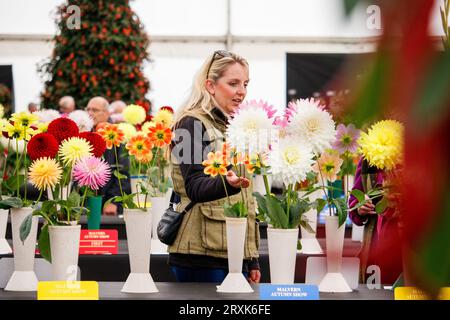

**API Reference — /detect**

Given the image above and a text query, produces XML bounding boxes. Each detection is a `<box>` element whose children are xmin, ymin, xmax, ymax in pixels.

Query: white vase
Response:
<box><xmin>5</xmin><ymin>207</ymin><xmax>39</xmax><ymax>291</ymax></box>
<box><xmin>217</xmin><ymin>217</ymin><xmax>253</xmax><ymax>293</ymax></box>
<box><xmin>298</xmin><ymin>189</ymin><xmax>323</xmax><ymax>254</ymax></box>
<box><xmin>318</xmin><ymin>215</ymin><xmax>352</xmax><ymax>292</ymax></box>
<box><xmin>122</xmin><ymin>208</ymin><xmax>158</xmax><ymax>293</ymax></box>
<box><xmin>49</xmin><ymin>225</ymin><xmax>81</xmax><ymax>281</ymax></box>
<box><xmin>267</xmin><ymin>228</ymin><xmax>299</xmax><ymax>284</ymax></box>
<box><xmin>0</xmin><ymin>209</ymin><xmax>12</xmax><ymax>254</ymax></box>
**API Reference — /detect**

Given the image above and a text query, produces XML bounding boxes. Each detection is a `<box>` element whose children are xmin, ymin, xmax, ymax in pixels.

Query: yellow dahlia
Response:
<box><xmin>11</xmin><ymin>112</ymin><xmax>39</xmax><ymax>128</ymax></box>
<box><xmin>59</xmin><ymin>137</ymin><xmax>93</xmax><ymax>165</ymax></box>
<box><xmin>153</xmin><ymin>109</ymin><xmax>174</xmax><ymax>127</ymax></box>
<box><xmin>141</xmin><ymin>121</ymin><xmax>155</xmax><ymax>134</ymax></box>
<box><xmin>118</xmin><ymin>122</ymin><xmax>137</xmax><ymax>142</ymax></box>
<box><xmin>123</xmin><ymin>104</ymin><xmax>146</xmax><ymax>125</ymax></box>
<box><xmin>358</xmin><ymin>120</ymin><xmax>404</xmax><ymax>171</ymax></box>
<box><xmin>29</xmin><ymin>157</ymin><xmax>62</xmax><ymax>190</ymax></box>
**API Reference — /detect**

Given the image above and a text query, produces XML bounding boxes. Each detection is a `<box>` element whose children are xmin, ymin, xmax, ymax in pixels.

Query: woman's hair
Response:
<box><xmin>173</xmin><ymin>51</ymin><xmax>249</xmax><ymax>127</ymax></box>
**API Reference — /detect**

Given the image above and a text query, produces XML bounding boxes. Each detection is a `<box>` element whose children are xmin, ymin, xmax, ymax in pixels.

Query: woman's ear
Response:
<box><xmin>205</xmin><ymin>79</ymin><xmax>215</xmax><ymax>95</ymax></box>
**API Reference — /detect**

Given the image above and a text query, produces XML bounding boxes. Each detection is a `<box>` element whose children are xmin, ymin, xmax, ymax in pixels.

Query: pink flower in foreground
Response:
<box><xmin>73</xmin><ymin>156</ymin><xmax>111</xmax><ymax>190</ymax></box>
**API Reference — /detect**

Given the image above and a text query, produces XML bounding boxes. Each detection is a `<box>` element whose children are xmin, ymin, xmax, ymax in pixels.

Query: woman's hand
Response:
<box><xmin>247</xmin><ymin>270</ymin><xmax>261</xmax><ymax>284</ymax></box>
<box><xmin>226</xmin><ymin>170</ymin><xmax>250</xmax><ymax>188</ymax></box>
<box><xmin>357</xmin><ymin>195</ymin><xmax>376</xmax><ymax>216</ymax></box>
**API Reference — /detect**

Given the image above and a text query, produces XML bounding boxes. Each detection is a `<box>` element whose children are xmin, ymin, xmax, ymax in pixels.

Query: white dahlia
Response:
<box><xmin>285</xmin><ymin>98</ymin><xmax>336</xmax><ymax>155</ymax></box>
<box><xmin>270</xmin><ymin>137</ymin><xmax>315</xmax><ymax>186</ymax></box>
<box><xmin>34</xmin><ymin>109</ymin><xmax>61</xmax><ymax>123</ymax></box>
<box><xmin>118</xmin><ymin>122</ymin><xmax>137</xmax><ymax>142</ymax></box>
<box><xmin>68</xmin><ymin>110</ymin><xmax>94</xmax><ymax>132</ymax></box>
<box><xmin>226</xmin><ymin>100</ymin><xmax>277</xmax><ymax>154</ymax></box>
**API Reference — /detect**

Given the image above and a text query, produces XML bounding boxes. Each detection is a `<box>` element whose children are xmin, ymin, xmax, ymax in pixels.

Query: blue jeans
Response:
<box><xmin>171</xmin><ymin>266</ymin><xmax>248</xmax><ymax>283</ymax></box>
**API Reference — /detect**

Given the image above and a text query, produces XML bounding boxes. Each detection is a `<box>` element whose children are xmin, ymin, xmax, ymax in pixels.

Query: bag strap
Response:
<box><xmin>169</xmin><ymin>190</ymin><xmax>195</xmax><ymax>215</ymax></box>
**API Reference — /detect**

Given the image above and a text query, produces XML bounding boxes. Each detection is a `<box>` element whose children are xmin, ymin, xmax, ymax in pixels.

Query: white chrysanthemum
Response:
<box><xmin>34</xmin><ymin>109</ymin><xmax>61</xmax><ymax>123</ymax></box>
<box><xmin>270</xmin><ymin>137</ymin><xmax>315</xmax><ymax>186</ymax></box>
<box><xmin>118</xmin><ymin>122</ymin><xmax>137</xmax><ymax>142</ymax></box>
<box><xmin>68</xmin><ymin>110</ymin><xmax>94</xmax><ymax>132</ymax></box>
<box><xmin>285</xmin><ymin>99</ymin><xmax>336</xmax><ymax>155</ymax></box>
<box><xmin>226</xmin><ymin>105</ymin><xmax>276</xmax><ymax>154</ymax></box>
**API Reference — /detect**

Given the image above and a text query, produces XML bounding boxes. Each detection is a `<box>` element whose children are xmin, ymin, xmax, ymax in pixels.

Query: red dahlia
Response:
<box><xmin>47</xmin><ymin>117</ymin><xmax>79</xmax><ymax>144</ymax></box>
<box><xmin>160</xmin><ymin>106</ymin><xmax>174</xmax><ymax>114</ymax></box>
<box><xmin>78</xmin><ymin>132</ymin><xmax>106</xmax><ymax>158</ymax></box>
<box><xmin>27</xmin><ymin>133</ymin><xmax>59</xmax><ymax>161</ymax></box>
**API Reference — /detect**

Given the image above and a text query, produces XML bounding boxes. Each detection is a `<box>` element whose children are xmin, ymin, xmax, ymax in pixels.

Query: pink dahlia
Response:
<box><xmin>72</xmin><ymin>156</ymin><xmax>111</xmax><ymax>190</ymax></box>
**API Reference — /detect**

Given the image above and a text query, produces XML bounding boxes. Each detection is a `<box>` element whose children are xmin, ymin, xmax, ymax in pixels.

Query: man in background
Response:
<box><xmin>58</xmin><ymin>96</ymin><xmax>76</xmax><ymax>114</ymax></box>
<box><xmin>86</xmin><ymin>96</ymin><xmax>131</xmax><ymax>216</ymax></box>
<box><xmin>27</xmin><ymin>102</ymin><xmax>39</xmax><ymax>113</ymax></box>
<box><xmin>109</xmin><ymin>100</ymin><xmax>126</xmax><ymax>123</ymax></box>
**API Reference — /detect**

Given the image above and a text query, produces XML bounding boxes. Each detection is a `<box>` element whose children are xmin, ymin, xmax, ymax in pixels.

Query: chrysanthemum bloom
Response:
<box><xmin>27</xmin><ymin>133</ymin><xmax>59</xmax><ymax>161</ymax></box>
<box><xmin>68</xmin><ymin>110</ymin><xmax>94</xmax><ymax>132</ymax></box>
<box><xmin>47</xmin><ymin>117</ymin><xmax>79</xmax><ymax>144</ymax></box>
<box><xmin>72</xmin><ymin>156</ymin><xmax>111</xmax><ymax>190</ymax></box>
<box><xmin>59</xmin><ymin>136</ymin><xmax>93</xmax><ymax>166</ymax></box>
<box><xmin>153</xmin><ymin>109</ymin><xmax>174</xmax><ymax>127</ymax></box>
<box><xmin>29</xmin><ymin>157</ymin><xmax>62</xmax><ymax>190</ymax></box>
<box><xmin>126</xmin><ymin>134</ymin><xmax>153</xmax><ymax>162</ymax></box>
<box><xmin>202</xmin><ymin>151</ymin><xmax>228</xmax><ymax>177</ymax></box>
<box><xmin>148</xmin><ymin>122</ymin><xmax>173</xmax><ymax>147</ymax></box>
<box><xmin>312</xmin><ymin>151</ymin><xmax>344</xmax><ymax>183</ymax></box>
<box><xmin>332</xmin><ymin>124</ymin><xmax>360</xmax><ymax>154</ymax></box>
<box><xmin>358</xmin><ymin>120</ymin><xmax>404</xmax><ymax>171</ymax></box>
<box><xmin>270</xmin><ymin>138</ymin><xmax>315</xmax><ymax>186</ymax></box>
<box><xmin>78</xmin><ymin>132</ymin><xmax>106</xmax><ymax>158</ymax></box>
<box><xmin>226</xmin><ymin>100</ymin><xmax>276</xmax><ymax>154</ymax></box>
<box><xmin>118</xmin><ymin>122</ymin><xmax>137</xmax><ymax>142</ymax></box>
<box><xmin>285</xmin><ymin>98</ymin><xmax>336</xmax><ymax>155</ymax></box>
<box><xmin>11</xmin><ymin>112</ymin><xmax>39</xmax><ymax>128</ymax></box>
<box><xmin>34</xmin><ymin>109</ymin><xmax>61</xmax><ymax>123</ymax></box>
<box><xmin>123</xmin><ymin>104</ymin><xmax>146</xmax><ymax>125</ymax></box>
<box><xmin>97</xmin><ymin>123</ymin><xmax>125</xmax><ymax>149</ymax></box>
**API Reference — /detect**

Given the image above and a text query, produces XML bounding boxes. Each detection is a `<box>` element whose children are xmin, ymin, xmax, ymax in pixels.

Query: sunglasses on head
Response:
<box><xmin>206</xmin><ymin>50</ymin><xmax>232</xmax><ymax>80</ymax></box>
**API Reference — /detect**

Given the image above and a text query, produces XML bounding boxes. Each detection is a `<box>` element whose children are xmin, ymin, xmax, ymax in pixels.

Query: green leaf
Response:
<box><xmin>297</xmin><ymin>239</ymin><xmax>302</xmax><ymax>251</ymax></box>
<box><xmin>266</xmin><ymin>195</ymin><xmax>288</xmax><ymax>229</ymax></box>
<box><xmin>38</xmin><ymin>224</ymin><xmax>51</xmax><ymax>263</ymax></box>
<box><xmin>332</xmin><ymin>198</ymin><xmax>348</xmax><ymax>227</ymax></box>
<box><xmin>344</xmin><ymin>0</ymin><xmax>361</xmax><ymax>16</ymax></box>
<box><xmin>113</xmin><ymin>170</ymin><xmax>127</xmax><ymax>180</ymax></box>
<box><xmin>0</xmin><ymin>197</ymin><xmax>23</xmax><ymax>209</ymax></box>
<box><xmin>299</xmin><ymin>216</ymin><xmax>315</xmax><ymax>234</ymax></box>
<box><xmin>19</xmin><ymin>214</ymin><xmax>33</xmax><ymax>244</ymax></box>
<box><xmin>253</xmin><ymin>192</ymin><xmax>268</xmax><ymax>216</ymax></box>
<box><xmin>313</xmin><ymin>198</ymin><xmax>327</xmax><ymax>214</ymax></box>
<box><xmin>224</xmin><ymin>202</ymin><xmax>240</xmax><ymax>218</ymax></box>
<box><xmin>375</xmin><ymin>197</ymin><xmax>388</xmax><ymax>214</ymax></box>
<box><xmin>350</xmin><ymin>189</ymin><xmax>366</xmax><ymax>203</ymax></box>
<box><xmin>68</xmin><ymin>190</ymin><xmax>81</xmax><ymax>208</ymax></box>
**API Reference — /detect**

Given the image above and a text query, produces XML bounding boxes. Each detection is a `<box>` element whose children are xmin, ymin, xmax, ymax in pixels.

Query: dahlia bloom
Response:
<box><xmin>29</xmin><ymin>157</ymin><xmax>62</xmax><ymax>190</ymax></box>
<box><xmin>47</xmin><ymin>117</ymin><xmax>79</xmax><ymax>144</ymax></box>
<box><xmin>78</xmin><ymin>132</ymin><xmax>106</xmax><ymax>158</ymax></box>
<box><xmin>73</xmin><ymin>156</ymin><xmax>111</xmax><ymax>190</ymax></box>
<box><xmin>148</xmin><ymin>122</ymin><xmax>173</xmax><ymax>147</ymax></box>
<box><xmin>123</xmin><ymin>104</ymin><xmax>146</xmax><ymax>125</ymax></box>
<box><xmin>27</xmin><ymin>133</ymin><xmax>59</xmax><ymax>161</ymax></box>
<box><xmin>202</xmin><ymin>151</ymin><xmax>228</xmax><ymax>177</ymax></box>
<box><xmin>59</xmin><ymin>136</ymin><xmax>93</xmax><ymax>165</ymax></box>
<box><xmin>97</xmin><ymin>123</ymin><xmax>125</xmax><ymax>149</ymax></box>
<box><xmin>312</xmin><ymin>151</ymin><xmax>344</xmax><ymax>183</ymax></box>
<box><xmin>68</xmin><ymin>110</ymin><xmax>94</xmax><ymax>132</ymax></box>
<box><xmin>332</xmin><ymin>123</ymin><xmax>360</xmax><ymax>154</ymax></box>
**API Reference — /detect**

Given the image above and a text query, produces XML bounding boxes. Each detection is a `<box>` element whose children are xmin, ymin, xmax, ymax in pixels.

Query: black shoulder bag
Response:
<box><xmin>157</xmin><ymin>191</ymin><xmax>195</xmax><ymax>245</ymax></box>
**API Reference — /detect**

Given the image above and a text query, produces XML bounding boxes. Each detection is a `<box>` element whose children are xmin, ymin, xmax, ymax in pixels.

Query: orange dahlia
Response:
<box><xmin>97</xmin><ymin>123</ymin><xmax>125</xmax><ymax>149</ymax></box>
<box><xmin>202</xmin><ymin>151</ymin><xmax>228</xmax><ymax>177</ymax></box>
<box><xmin>147</xmin><ymin>123</ymin><xmax>173</xmax><ymax>148</ymax></box>
<box><xmin>126</xmin><ymin>134</ymin><xmax>153</xmax><ymax>162</ymax></box>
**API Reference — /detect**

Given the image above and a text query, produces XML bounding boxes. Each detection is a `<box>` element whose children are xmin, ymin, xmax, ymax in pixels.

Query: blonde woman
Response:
<box><xmin>168</xmin><ymin>51</ymin><xmax>261</xmax><ymax>283</ymax></box>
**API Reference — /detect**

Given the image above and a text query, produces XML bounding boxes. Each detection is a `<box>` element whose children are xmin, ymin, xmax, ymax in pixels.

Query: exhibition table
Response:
<box><xmin>0</xmin><ymin>282</ymin><xmax>394</xmax><ymax>300</ymax></box>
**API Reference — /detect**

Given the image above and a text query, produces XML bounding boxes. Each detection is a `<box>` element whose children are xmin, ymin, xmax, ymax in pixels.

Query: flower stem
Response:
<box><xmin>220</xmin><ymin>175</ymin><xmax>231</xmax><ymax>205</ymax></box>
<box><xmin>23</xmin><ymin>128</ymin><xmax>28</xmax><ymax>202</ymax></box>
<box><xmin>36</xmin><ymin>188</ymin><xmax>44</xmax><ymax>203</ymax></box>
<box><xmin>258</xmin><ymin>153</ymin><xmax>271</xmax><ymax>195</ymax></box>
<box><xmin>80</xmin><ymin>187</ymin><xmax>88</xmax><ymax>209</ymax></box>
<box><xmin>287</xmin><ymin>183</ymin><xmax>292</xmax><ymax>226</ymax></box>
<box><xmin>114</xmin><ymin>145</ymin><xmax>124</xmax><ymax>197</ymax></box>
<box><xmin>15</xmin><ymin>139</ymin><xmax>19</xmax><ymax>197</ymax></box>
<box><xmin>137</xmin><ymin>162</ymin><xmax>142</xmax><ymax>208</ymax></box>
<box><xmin>0</xmin><ymin>139</ymin><xmax>11</xmax><ymax>199</ymax></box>
<box><xmin>315</xmin><ymin>155</ymin><xmax>332</xmax><ymax>216</ymax></box>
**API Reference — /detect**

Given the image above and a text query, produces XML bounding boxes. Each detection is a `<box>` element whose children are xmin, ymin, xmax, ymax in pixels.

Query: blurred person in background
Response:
<box><xmin>58</xmin><ymin>96</ymin><xmax>76</xmax><ymax>114</ymax></box>
<box><xmin>109</xmin><ymin>100</ymin><xmax>126</xmax><ymax>123</ymax></box>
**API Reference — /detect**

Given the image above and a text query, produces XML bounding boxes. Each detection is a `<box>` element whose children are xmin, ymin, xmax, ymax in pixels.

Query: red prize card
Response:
<box><xmin>79</xmin><ymin>230</ymin><xmax>118</xmax><ymax>255</ymax></box>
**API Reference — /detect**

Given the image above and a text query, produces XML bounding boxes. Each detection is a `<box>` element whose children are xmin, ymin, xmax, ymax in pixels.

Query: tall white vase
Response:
<box><xmin>298</xmin><ymin>189</ymin><xmax>323</xmax><ymax>254</ymax></box>
<box><xmin>0</xmin><ymin>209</ymin><xmax>12</xmax><ymax>254</ymax></box>
<box><xmin>49</xmin><ymin>225</ymin><xmax>81</xmax><ymax>281</ymax></box>
<box><xmin>343</xmin><ymin>174</ymin><xmax>364</xmax><ymax>242</ymax></box>
<box><xmin>267</xmin><ymin>228</ymin><xmax>299</xmax><ymax>284</ymax></box>
<box><xmin>5</xmin><ymin>207</ymin><xmax>39</xmax><ymax>291</ymax></box>
<box><xmin>217</xmin><ymin>217</ymin><xmax>253</xmax><ymax>293</ymax></box>
<box><xmin>318</xmin><ymin>215</ymin><xmax>352</xmax><ymax>292</ymax></box>
<box><xmin>122</xmin><ymin>208</ymin><xmax>158</xmax><ymax>293</ymax></box>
